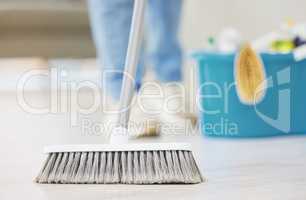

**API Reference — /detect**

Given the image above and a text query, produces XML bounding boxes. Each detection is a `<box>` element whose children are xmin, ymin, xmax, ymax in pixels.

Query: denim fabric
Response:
<box><xmin>88</xmin><ymin>0</ymin><xmax>182</xmax><ymax>100</ymax></box>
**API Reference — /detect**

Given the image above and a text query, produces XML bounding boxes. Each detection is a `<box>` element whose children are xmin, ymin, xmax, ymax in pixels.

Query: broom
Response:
<box><xmin>35</xmin><ymin>0</ymin><xmax>203</xmax><ymax>184</ymax></box>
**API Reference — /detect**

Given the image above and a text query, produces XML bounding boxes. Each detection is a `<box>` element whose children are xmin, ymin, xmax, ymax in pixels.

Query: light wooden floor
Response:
<box><xmin>0</xmin><ymin>58</ymin><xmax>305</xmax><ymax>199</ymax></box>
<box><xmin>0</xmin><ymin>89</ymin><xmax>305</xmax><ymax>200</ymax></box>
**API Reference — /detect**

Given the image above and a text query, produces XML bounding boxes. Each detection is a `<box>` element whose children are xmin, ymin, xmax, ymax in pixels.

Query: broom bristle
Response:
<box><xmin>35</xmin><ymin>150</ymin><xmax>203</xmax><ymax>184</ymax></box>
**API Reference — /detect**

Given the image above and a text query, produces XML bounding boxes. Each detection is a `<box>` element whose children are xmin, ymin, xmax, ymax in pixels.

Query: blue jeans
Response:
<box><xmin>88</xmin><ymin>0</ymin><xmax>182</xmax><ymax>100</ymax></box>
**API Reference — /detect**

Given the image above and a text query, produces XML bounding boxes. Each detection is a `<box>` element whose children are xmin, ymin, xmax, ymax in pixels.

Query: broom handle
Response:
<box><xmin>118</xmin><ymin>0</ymin><xmax>146</xmax><ymax>128</ymax></box>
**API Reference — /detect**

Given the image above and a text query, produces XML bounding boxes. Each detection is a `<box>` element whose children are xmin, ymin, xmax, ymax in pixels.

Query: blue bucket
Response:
<box><xmin>192</xmin><ymin>51</ymin><xmax>306</xmax><ymax>137</ymax></box>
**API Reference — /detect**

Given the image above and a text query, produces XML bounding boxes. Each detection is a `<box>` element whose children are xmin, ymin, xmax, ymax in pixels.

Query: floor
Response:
<box><xmin>0</xmin><ymin>58</ymin><xmax>305</xmax><ymax>199</ymax></box>
<box><xmin>1</xmin><ymin>90</ymin><xmax>306</xmax><ymax>200</ymax></box>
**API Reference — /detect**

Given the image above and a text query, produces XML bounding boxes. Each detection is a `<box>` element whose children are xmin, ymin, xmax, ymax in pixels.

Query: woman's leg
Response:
<box><xmin>146</xmin><ymin>0</ymin><xmax>183</xmax><ymax>82</ymax></box>
<box><xmin>88</xmin><ymin>0</ymin><xmax>144</xmax><ymax>100</ymax></box>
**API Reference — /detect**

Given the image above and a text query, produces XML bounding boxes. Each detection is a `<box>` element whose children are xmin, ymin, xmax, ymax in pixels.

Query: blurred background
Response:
<box><xmin>0</xmin><ymin>0</ymin><xmax>306</xmax><ymax>91</ymax></box>
<box><xmin>1</xmin><ymin>0</ymin><xmax>306</xmax><ymax>57</ymax></box>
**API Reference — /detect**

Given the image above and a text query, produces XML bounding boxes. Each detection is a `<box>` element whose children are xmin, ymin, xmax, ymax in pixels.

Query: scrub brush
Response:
<box><xmin>35</xmin><ymin>0</ymin><xmax>203</xmax><ymax>184</ymax></box>
<box><xmin>235</xmin><ymin>44</ymin><xmax>267</xmax><ymax>105</ymax></box>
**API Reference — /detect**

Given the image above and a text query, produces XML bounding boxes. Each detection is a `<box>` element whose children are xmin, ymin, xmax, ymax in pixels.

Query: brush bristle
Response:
<box><xmin>235</xmin><ymin>44</ymin><xmax>266</xmax><ymax>105</ymax></box>
<box><xmin>35</xmin><ymin>150</ymin><xmax>203</xmax><ymax>184</ymax></box>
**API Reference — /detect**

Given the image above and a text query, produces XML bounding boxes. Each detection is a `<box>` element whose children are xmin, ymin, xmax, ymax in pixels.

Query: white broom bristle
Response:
<box><xmin>35</xmin><ymin>150</ymin><xmax>203</xmax><ymax>184</ymax></box>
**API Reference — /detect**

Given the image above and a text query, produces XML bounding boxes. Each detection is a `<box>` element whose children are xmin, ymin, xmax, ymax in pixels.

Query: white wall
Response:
<box><xmin>2</xmin><ymin>0</ymin><xmax>306</xmax><ymax>56</ymax></box>
<box><xmin>181</xmin><ymin>0</ymin><xmax>306</xmax><ymax>49</ymax></box>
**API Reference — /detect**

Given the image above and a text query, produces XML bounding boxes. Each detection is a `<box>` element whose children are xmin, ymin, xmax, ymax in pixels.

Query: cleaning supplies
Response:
<box><xmin>293</xmin><ymin>36</ymin><xmax>306</xmax><ymax>47</ymax></box>
<box><xmin>35</xmin><ymin>0</ymin><xmax>203</xmax><ymax>184</ymax></box>
<box><xmin>252</xmin><ymin>20</ymin><xmax>306</xmax><ymax>53</ymax></box>
<box><xmin>235</xmin><ymin>44</ymin><xmax>267</xmax><ymax>105</ymax></box>
<box><xmin>271</xmin><ymin>39</ymin><xmax>295</xmax><ymax>52</ymax></box>
<box><xmin>251</xmin><ymin>20</ymin><xmax>295</xmax><ymax>52</ymax></box>
<box><xmin>205</xmin><ymin>36</ymin><xmax>217</xmax><ymax>51</ymax></box>
<box><xmin>216</xmin><ymin>28</ymin><xmax>243</xmax><ymax>52</ymax></box>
